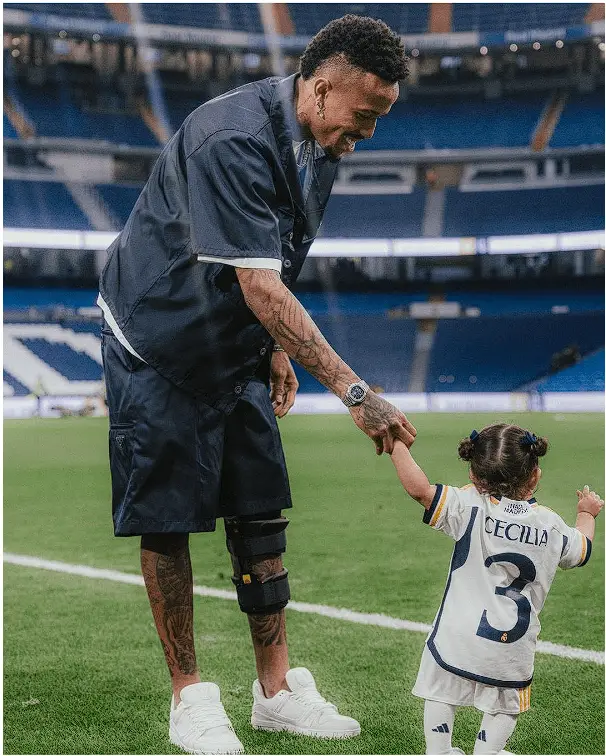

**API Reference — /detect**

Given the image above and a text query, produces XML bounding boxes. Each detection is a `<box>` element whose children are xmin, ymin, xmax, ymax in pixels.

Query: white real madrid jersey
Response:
<box><xmin>423</xmin><ymin>484</ymin><xmax>591</xmax><ymax>687</ymax></box>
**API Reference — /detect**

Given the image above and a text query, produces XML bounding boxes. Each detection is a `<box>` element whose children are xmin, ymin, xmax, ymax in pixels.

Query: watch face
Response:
<box><xmin>350</xmin><ymin>385</ymin><xmax>365</xmax><ymax>401</ymax></box>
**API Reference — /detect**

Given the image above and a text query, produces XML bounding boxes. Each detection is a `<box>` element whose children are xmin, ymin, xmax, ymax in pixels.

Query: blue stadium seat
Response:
<box><xmin>163</xmin><ymin>92</ymin><xmax>205</xmax><ymax>133</ymax></box>
<box><xmin>533</xmin><ymin>348</ymin><xmax>605</xmax><ymax>392</ymax></box>
<box><xmin>7</xmin><ymin>289</ymin><xmax>600</xmax><ymax>319</ymax></box>
<box><xmin>550</xmin><ymin>92</ymin><xmax>605</xmax><ymax>148</ymax></box>
<box><xmin>358</xmin><ymin>95</ymin><xmax>546</xmax><ymax>151</ymax></box>
<box><xmin>4</xmin><ymin>288</ymin><xmax>99</xmax><ymax>310</ymax></box>
<box><xmin>426</xmin><ymin>312</ymin><xmax>604</xmax><ymax>392</ymax></box>
<box><xmin>67</xmin><ymin>321</ymin><xmax>102</xmax><ymax>336</ymax></box>
<box><xmin>298</xmin><ymin>292</ymin><xmax>430</xmax><ymax>315</ymax></box>
<box><xmin>443</xmin><ymin>185</ymin><xmax>605</xmax><ymax>236</ymax></box>
<box><xmin>97</xmin><ymin>184</ymin><xmax>143</xmax><ymax>227</ymax></box>
<box><xmin>140</xmin><ymin>3</ymin><xmax>263</xmax><ymax>33</ymax></box>
<box><xmin>452</xmin><ymin>3</ymin><xmax>589</xmax><ymax>32</ymax></box>
<box><xmin>321</xmin><ymin>191</ymin><xmax>426</xmax><ymax>237</ymax></box>
<box><xmin>4</xmin><ymin>3</ymin><xmax>111</xmax><ymax>20</ymax></box>
<box><xmin>18</xmin><ymin>338</ymin><xmax>103</xmax><ymax>381</ymax></box>
<box><xmin>3</xmin><ymin>369</ymin><xmax>30</xmax><ymax>396</ymax></box>
<box><xmin>3</xmin><ymin>112</ymin><xmax>18</xmax><ymax>139</ymax></box>
<box><xmin>294</xmin><ymin>313</ymin><xmax>417</xmax><ymax>392</ymax></box>
<box><xmin>8</xmin><ymin>83</ymin><xmax>159</xmax><ymax>146</ymax></box>
<box><xmin>288</xmin><ymin>3</ymin><xmax>429</xmax><ymax>35</ymax></box>
<box><xmin>3</xmin><ymin>180</ymin><xmax>91</xmax><ymax>229</ymax></box>
<box><xmin>445</xmin><ymin>291</ymin><xmax>604</xmax><ymax>316</ymax></box>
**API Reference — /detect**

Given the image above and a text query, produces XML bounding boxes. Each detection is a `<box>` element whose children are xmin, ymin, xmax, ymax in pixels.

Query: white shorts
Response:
<box><xmin>412</xmin><ymin>646</ymin><xmax>531</xmax><ymax>716</ymax></box>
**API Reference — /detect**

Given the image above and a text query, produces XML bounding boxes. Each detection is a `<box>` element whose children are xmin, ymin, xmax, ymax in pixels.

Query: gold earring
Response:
<box><xmin>317</xmin><ymin>101</ymin><xmax>325</xmax><ymax>120</ymax></box>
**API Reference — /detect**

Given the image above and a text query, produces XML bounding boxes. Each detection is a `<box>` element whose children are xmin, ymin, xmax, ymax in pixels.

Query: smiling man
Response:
<box><xmin>98</xmin><ymin>14</ymin><xmax>413</xmax><ymax>755</ymax></box>
<box><xmin>297</xmin><ymin>20</ymin><xmax>401</xmax><ymax>157</ymax></box>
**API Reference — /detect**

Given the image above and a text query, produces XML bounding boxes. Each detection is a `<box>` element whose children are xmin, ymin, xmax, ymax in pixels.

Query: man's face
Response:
<box><xmin>311</xmin><ymin>70</ymin><xmax>399</xmax><ymax>159</ymax></box>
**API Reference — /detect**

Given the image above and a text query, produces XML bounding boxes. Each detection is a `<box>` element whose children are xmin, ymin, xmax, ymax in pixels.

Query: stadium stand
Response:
<box><xmin>3</xmin><ymin>2</ymin><xmax>591</xmax><ymax>35</ymax></box>
<box><xmin>426</xmin><ymin>312</ymin><xmax>604</xmax><ymax>392</ymax></box>
<box><xmin>292</xmin><ymin>313</ymin><xmax>417</xmax><ymax>392</ymax></box>
<box><xmin>298</xmin><ymin>292</ymin><xmax>429</xmax><ymax>315</ymax></box>
<box><xmin>321</xmin><ymin>192</ymin><xmax>426</xmax><ymax>238</ymax></box>
<box><xmin>444</xmin><ymin>291</ymin><xmax>605</xmax><ymax>315</ymax></box>
<box><xmin>3</xmin><ymin>288</ymin><xmax>101</xmax><ymax>309</ymax></box>
<box><xmin>443</xmin><ymin>184</ymin><xmax>605</xmax><ymax>236</ymax></box>
<box><xmin>18</xmin><ymin>338</ymin><xmax>103</xmax><ymax>381</ymax></box>
<box><xmin>7</xmin><ymin>81</ymin><xmax>159</xmax><ymax>146</ymax></box>
<box><xmin>4</xmin><ymin>180</ymin><xmax>91</xmax><ymax>230</ymax></box>
<box><xmin>3</xmin><ymin>315</ymin><xmax>417</xmax><ymax>394</ymax></box>
<box><xmin>3</xmin><ymin>369</ymin><xmax>30</xmax><ymax>397</ymax></box>
<box><xmin>4</xmin><ymin>3</ymin><xmax>111</xmax><ymax>20</ymax></box>
<box><xmin>4</xmin><ymin>289</ymin><xmax>603</xmax><ymax>318</ymax></box>
<box><xmin>160</xmin><ymin>89</ymin><xmax>604</xmax><ymax>150</ymax></box>
<box><xmin>3</xmin><ymin>291</ymin><xmax>603</xmax><ymax>395</ymax></box>
<box><xmin>2</xmin><ymin>3</ymin><xmax>603</xmax><ymax>404</ymax></box>
<box><xmin>452</xmin><ymin>3</ymin><xmax>590</xmax><ymax>32</ymax></box>
<box><xmin>288</xmin><ymin>3</ymin><xmax>429</xmax><ymax>35</ymax></box>
<box><xmin>96</xmin><ymin>184</ymin><xmax>143</xmax><ymax>227</ymax></box>
<box><xmin>550</xmin><ymin>92</ymin><xmax>606</xmax><ymax>148</ymax></box>
<box><xmin>164</xmin><ymin>92</ymin><xmax>206</xmax><ymax>134</ymax></box>
<box><xmin>140</xmin><ymin>3</ymin><xmax>264</xmax><ymax>33</ymax></box>
<box><xmin>531</xmin><ymin>348</ymin><xmax>605</xmax><ymax>392</ymax></box>
<box><xmin>6</xmin><ymin>180</ymin><xmax>604</xmax><ymax>237</ymax></box>
<box><xmin>357</xmin><ymin>95</ymin><xmax>548</xmax><ymax>151</ymax></box>
<box><xmin>3</xmin><ymin>113</ymin><xmax>18</xmax><ymax>139</ymax></box>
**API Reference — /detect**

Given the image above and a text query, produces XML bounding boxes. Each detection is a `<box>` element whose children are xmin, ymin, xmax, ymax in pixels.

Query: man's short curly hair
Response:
<box><xmin>300</xmin><ymin>14</ymin><xmax>409</xmax><ymax>83</ymax></box>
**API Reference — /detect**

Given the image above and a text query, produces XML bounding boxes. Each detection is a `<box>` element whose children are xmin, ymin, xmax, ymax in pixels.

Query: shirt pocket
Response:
<box><xmin>109</xmin><ymin>424</ymin><xmax>134</xmax><ymax>508</ymax></box>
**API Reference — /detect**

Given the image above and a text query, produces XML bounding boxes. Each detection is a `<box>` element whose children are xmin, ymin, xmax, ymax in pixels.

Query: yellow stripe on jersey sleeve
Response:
<box><xmin>430</xmin><ymin>485</ymin><xmax>448</xmax><ymax>527</ymax></box>
<box><xmin>578</xmin><ymin>535</ymin><xmax>587</xmax><ymax>566</ymax></box>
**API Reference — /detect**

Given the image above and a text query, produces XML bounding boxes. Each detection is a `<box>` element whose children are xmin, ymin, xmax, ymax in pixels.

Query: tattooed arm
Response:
<box><xmin>236</xmin><ymin>267</ymin><xmax>416</xmax><ymax>454</ymax></box>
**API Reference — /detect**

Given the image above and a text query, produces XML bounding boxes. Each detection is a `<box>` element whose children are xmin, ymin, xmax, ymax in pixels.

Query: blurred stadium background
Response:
<box><xmin>3</xmin><ymin>1</ymin><xmax>605</xmax><ymax>416</ymax></box>
<box><xmin>3</xmin><ymin>4</ymin><xmax>605</xmax><ymax>756</ymax></box>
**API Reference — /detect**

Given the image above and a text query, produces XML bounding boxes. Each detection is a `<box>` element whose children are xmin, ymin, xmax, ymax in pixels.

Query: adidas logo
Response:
<box><xmin>477</xmin><ymin>730</ymin><xmax>487</xmax><ymax>742</ymax></box>
<box><xmin>432</xmin><ymin>723</ymin><xmax>450</xmax><ymax>733</ymax></box>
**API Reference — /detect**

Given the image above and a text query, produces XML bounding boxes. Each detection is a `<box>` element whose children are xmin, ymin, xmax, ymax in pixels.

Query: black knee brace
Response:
<box><xmin>225</xmin><ymin>515</ymin><xmax>290</xmax><ymax>615</ymax></box>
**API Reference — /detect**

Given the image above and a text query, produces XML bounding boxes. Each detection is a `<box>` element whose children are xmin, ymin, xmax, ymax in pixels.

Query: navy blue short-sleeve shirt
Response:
<box><xmin>98</xmin><ymin>74</ymin><xmax>338</xmax><ymax>412</ymax></box>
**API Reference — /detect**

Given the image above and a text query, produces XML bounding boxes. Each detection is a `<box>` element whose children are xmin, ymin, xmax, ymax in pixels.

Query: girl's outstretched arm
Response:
<box><xmin>390</xmin><ymin>439</ymin><xmax>437</xmax><ymax>509</ymax></box>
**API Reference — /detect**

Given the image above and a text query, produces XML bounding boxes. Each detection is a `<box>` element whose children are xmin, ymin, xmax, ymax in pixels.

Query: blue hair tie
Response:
<box><xmin>521</xmin><ymin>431</ymin><xmax>538</xmax><ymax>447</ymax></box>
<box><xmin>470</xmin><ymin>430</ymin><xmax>480</xmax><ymax>443</ymax></box>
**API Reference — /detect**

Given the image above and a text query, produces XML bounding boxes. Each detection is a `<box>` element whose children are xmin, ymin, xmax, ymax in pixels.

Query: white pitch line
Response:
<box><xmin>4</xmin><ymin>552</ymin><xmax>604</xmax><ymax>666</ymax></box>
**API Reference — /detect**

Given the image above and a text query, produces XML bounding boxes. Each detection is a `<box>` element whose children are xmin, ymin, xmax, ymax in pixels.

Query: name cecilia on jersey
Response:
<box><xmin>485</xmin><ymin>516</ymin><xmax>548</xmax><ymax>546</ymax></box>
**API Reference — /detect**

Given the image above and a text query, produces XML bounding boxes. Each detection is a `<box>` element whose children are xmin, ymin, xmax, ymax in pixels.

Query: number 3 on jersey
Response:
<box><xmin>476</xmin><ymin>552</ymin><xmax>536</xmax><ymax>644</ymax></box>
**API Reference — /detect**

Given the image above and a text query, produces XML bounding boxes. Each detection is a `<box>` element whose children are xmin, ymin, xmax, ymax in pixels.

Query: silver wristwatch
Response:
<box><xmin>342</xmin><ymin>380</ymin><xmax>370</xmax><ymax>407</ymax></box>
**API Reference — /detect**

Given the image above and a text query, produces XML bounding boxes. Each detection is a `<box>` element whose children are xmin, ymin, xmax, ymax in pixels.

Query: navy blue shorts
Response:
<box><xmin>101</xmin><ymin>331</ymin><xmax>292</xmax><ymax>536</ymax></box>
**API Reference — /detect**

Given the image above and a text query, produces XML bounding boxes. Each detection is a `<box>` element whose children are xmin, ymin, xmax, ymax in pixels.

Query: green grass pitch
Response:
<box><xmin>4</xmin><ymin>413</ymin><xmax>604</xmax><ymax>755</ymax></box>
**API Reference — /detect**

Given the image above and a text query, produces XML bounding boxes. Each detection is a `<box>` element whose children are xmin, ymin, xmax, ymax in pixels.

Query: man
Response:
<box><xmin>98</xmin><ymin>14</ymin><xmax>415</xmax><ymax>755</ymax></box>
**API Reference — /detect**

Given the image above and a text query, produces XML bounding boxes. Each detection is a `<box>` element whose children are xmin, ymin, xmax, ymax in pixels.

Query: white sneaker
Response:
<box><xmin>169</xmin><ymin>682</ymin><xmax>244</xmax><ymax>755</ymax></box>
<box><xmin>251</xmin><ymin>667</ymin><xmax>361</xmax><ymax>739</ymax></box>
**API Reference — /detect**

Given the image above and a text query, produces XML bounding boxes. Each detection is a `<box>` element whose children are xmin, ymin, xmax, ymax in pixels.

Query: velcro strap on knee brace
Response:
<box><xmin>233</xmin><ymin>571</ymin><xmax>290</xmax><ymax>614</ymax></box>
<box><xmin>225</xmin><ymin>516</ymin><xmax>289</xmax><ymax>557</ymax></box>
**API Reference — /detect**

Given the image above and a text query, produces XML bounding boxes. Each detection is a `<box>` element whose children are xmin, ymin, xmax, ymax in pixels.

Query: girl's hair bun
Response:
<box><xmin>458</xmin><ymin>438</ymin><xmax>475</xmax><ymax>462</ymax></box>
<box><xmin>533</xmin><ymin>436</ymin><xmax>549</xmax><ymax>457</ymax></box>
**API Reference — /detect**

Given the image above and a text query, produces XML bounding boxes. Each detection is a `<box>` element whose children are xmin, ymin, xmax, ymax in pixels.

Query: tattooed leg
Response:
<box><xmin>248</xmin><ymin>610</ymin><xmax>289</xmax><ymax>698</ymax></box>
<box><xmin>231</xmin><ymin>552</ymin><xmax>290</xmax><ymax>698</ymax></box>
<box><xmin>141</xmin><ymin>533</ymin><xmax>200</xmax><ymax>703</ymax></box>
